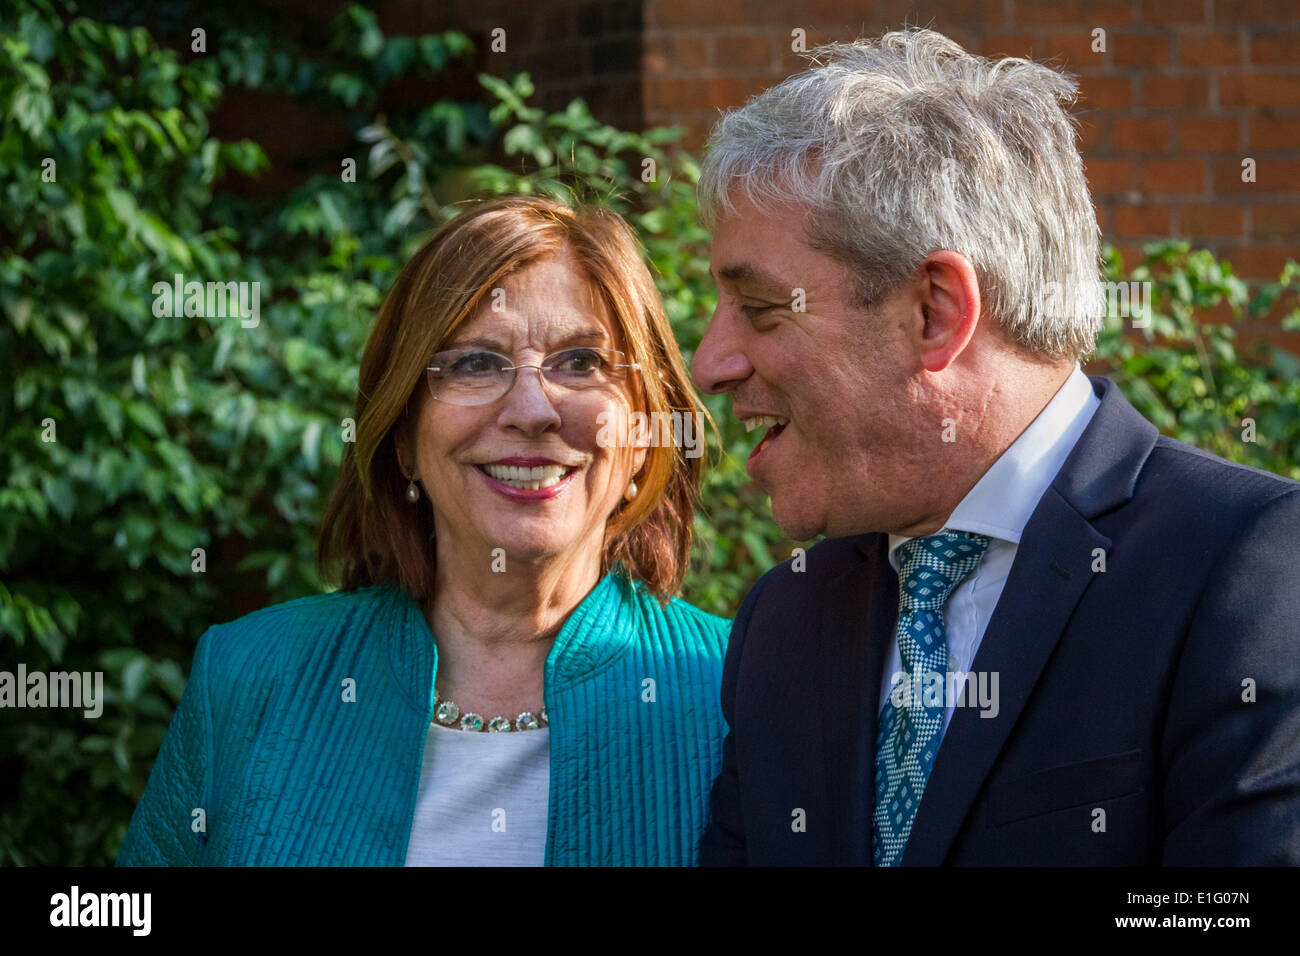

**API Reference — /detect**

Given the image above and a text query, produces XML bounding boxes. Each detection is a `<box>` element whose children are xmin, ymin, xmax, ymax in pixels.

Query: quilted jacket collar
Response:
<box><xmin>382</xmin><ymin>571</ymin><xmax>642</xmax><ymax>719</ymax></box>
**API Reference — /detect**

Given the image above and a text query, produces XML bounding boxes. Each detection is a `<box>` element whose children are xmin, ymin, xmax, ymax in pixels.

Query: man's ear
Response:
<box><xmin>915</xmin><ymin>250</ymin><xmax>981</xmax><ymax>373</ymax></box>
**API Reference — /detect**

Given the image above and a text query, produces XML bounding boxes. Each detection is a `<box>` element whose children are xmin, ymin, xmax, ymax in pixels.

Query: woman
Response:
<box><xmin>116</xmin><ymin>196</ymin><xmax>730</xmax><ymax>866</ymax></box>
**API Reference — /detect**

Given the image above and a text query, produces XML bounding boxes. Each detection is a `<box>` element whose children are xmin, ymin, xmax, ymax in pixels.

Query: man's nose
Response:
<box><xmin>498</xmin><ymin>367</ymin><xmax>562</xmax><ymax>434</ymax></box>
<box><xmin>691</xmin><ymin>308</ymin><xmax>753</xmax><ymax>395</ymax></box>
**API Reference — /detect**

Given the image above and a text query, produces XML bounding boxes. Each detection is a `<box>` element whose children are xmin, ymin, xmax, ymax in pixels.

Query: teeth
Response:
<box><xmin>742</xmin><ymin>415</ymin><xmax>790</xmax><ymax>432</ymax></box>
<box><xmin>481</xmin><ymin>464</ymin><xmax>570</xmax><ymax>489</ymax></box>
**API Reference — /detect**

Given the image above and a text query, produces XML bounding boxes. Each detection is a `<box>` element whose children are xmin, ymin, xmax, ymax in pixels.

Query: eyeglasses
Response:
<box><xmin>426</xmin><ymin>347</ymin><xmax>642</xmax><ymax>407</ymax></box>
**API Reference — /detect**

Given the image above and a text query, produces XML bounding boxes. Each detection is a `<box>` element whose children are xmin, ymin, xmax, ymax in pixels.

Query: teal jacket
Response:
<box><xmin>116</xmin><ymin>572</ymin><xmax>730</xmax><ymax>866</ymax></box>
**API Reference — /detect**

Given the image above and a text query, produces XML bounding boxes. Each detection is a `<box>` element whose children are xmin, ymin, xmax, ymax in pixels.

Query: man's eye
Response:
<box><xmin>739</xmin><ymin>303</ymin><xmax>773</xmax><ymax>320</ymax></box>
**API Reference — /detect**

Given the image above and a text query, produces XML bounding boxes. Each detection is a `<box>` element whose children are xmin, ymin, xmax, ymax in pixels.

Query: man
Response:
<box><xmin>692</xmin><ymin>27</ymin><xmax>1300</xmax><ymax>865</ymax></box>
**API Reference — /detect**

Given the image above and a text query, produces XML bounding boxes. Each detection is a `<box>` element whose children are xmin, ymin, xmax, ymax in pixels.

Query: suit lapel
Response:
<box><xmin>899</xmin><ymin>374</ymin><xmax>1160</xmax><ymax>865</ymax></box>
<box><xmin>820</xmin><ymin>535</ymin><xmax>894</xmax><ymax>864</ymax></box>
<box><xmin>900</xmin><ymin>491</ymin><xmax>1110</xmax><ymax>864</ymax></box>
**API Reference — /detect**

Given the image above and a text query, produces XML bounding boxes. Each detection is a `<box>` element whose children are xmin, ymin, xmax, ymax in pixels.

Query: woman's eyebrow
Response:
<box><xmin>554</xmin><ymin>329</ymin><xmax>609</xmax><ymax>346</ymax></box>
<box><xmin>444</xmin><ymin>329</ymin><xmax>609</xmax><ymax>351</ymax></box>
<box><xmin>443</xmin><ymin>337</ymin><xmax>506</xmax><ymax>350</ymax></box>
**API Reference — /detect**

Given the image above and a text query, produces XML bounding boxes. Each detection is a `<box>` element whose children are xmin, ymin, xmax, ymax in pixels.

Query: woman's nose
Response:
<box><xmin>497</xmin><ymin>366</ymin><xmax>563</xmax><ymax>433</ymax></box>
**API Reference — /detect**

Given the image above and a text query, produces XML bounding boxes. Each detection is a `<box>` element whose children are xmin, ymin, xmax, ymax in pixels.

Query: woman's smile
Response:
<box><xmin>473</xmin><ymin>456</ymin><xmax>583</xmax><ymax>500</ymax></box>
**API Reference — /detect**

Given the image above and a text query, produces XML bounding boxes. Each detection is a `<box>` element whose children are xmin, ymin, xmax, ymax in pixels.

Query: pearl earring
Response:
<box><xmin>624</xmin><ymin>480</ymin><xmax>638</xmax><ymax>502</ymax></box>
<box><xmin>406</xmin><ymin>476</ymin><xmax>419</xmax><ymax>503</ymax></box>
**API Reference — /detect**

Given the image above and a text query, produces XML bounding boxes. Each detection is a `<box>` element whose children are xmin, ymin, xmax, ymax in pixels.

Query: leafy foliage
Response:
<box><xmin>1093</xmin><ymin>246</ymin><xmax>1300</xmax><ymax>477</ymax></box>
<box><xmin>1</xmin><ymin>0</ymin><xmax>1296</xmax><ymax>865</ymax></box>
<box><xmin>0</xmin><ymin>0</ymin><xmax>496</xmax><ymax>865</ymax></box>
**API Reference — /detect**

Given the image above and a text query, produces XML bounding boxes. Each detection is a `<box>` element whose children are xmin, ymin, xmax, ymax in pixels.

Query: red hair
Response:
<box><xmin>317</xmin><ymin>196</ymin><xmax>711</xmax><ymax>602</ymax></box>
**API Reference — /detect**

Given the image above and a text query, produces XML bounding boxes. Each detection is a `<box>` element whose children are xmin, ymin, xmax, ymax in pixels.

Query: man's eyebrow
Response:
<box><xmin>713</xmin><ymin>263</ymin><xmax>792</xmax><ymax>298</ymax></box>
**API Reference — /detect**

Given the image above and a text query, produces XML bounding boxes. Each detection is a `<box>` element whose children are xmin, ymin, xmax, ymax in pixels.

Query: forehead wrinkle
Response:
<box><xmin>452</xmin><ymin>303</ymin><xmax>611</xmax><ymax>353</ymax></box>
<box><xmin>524</xmin><ymin>310</ymin><xmax>610</xmax><ymax>347</ymax></box>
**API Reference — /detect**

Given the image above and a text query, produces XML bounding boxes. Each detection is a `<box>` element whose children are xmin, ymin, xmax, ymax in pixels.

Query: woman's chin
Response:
<box><xmin>479</xmin><ymin>530</ymin><xmax>590</xmax><ymax>567</ymax></box>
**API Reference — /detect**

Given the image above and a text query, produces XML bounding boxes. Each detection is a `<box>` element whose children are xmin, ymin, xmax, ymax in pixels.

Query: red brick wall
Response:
<box><xmin>209</xmin><ymin>1</ymin><xmax>645</xmax><ymax>196</ymax></box>
<box><xmin>644</xmin><ymin>0</ymin><xmax>1300</xmax><ymax>345</ymax></box>
<box><xmin>214</xmin><ymin>1</ymin><xmax>1299</xmax><ymax>345</ymax></box>
<box><xmin>383</xmin><ymin>0</ymin><xmax>644</xmax><ymax>134</ymax></box>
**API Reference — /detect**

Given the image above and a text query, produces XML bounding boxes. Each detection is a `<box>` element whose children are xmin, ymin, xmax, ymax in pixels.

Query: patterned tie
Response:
<box><xmin>872</xmin><ymin>529</ymin><xmax>991</xmax><ymax>867</ymax></box>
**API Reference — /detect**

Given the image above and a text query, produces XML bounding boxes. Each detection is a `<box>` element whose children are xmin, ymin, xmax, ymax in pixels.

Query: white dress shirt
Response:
<box><xmin>876</xmin><ymin>364</ymin><xmax>1101</xmax><ymax>739</ymax></box>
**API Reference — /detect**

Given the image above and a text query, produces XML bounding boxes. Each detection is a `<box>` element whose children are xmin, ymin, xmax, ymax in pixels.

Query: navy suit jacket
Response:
<box><xmin>699</xmin><ymin>375</ymin><xmax>1300</xmax><ymax>865</ymax></box>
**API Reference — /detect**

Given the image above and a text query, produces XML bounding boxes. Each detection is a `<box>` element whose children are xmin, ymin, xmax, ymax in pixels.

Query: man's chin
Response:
<box><xmin>768</xmin><ymin>493</ymin><xmax>824</xmax><ymax>543</ymax></box>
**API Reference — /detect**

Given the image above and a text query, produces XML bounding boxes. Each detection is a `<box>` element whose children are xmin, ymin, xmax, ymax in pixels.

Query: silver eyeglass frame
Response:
<box><xmin>425</xmin><ymin>346</ymin><xmax>642</xmax><ymax>406</ymax></box>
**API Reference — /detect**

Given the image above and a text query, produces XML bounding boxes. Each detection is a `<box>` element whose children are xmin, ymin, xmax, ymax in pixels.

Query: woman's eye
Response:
<box><xmin>557</xmin><ymin>350</ymin><xmax>602</xmax><ymax>373</ymax></box>
<box><xmin>453</xmin><ymin>352</ymin><xmax>503</xmax><ymax>375</ymax></box>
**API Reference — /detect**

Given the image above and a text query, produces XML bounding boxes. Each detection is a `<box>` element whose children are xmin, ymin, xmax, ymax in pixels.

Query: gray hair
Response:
<box><xmin>697</xmin><ymin>28</ymin><xmax>1104</xmax><ymax>363</ymax></box>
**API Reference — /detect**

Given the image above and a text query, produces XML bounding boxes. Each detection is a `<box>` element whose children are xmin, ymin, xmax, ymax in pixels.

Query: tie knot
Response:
<box><xmin>896</xmin><ymin>530</ymin><xmax>991</xmax><ymax>611</ymax></box>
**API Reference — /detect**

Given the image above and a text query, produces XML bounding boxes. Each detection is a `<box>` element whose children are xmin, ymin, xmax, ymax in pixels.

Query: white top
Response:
<box><xmin>403</xmin><ymin>721</ymin><xmax>550</xmax><ymax>866</ymax></box>
<box><xmin>878</xmin><ymin>364</ymin><xmax>1101</xmax><ymax>737</ymax></box>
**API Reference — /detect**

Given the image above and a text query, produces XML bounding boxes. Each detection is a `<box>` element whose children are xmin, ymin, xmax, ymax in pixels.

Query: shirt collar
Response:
<box><xmin>888</xmin><ymin>365</ymin><xmax>1101</xmax><ymax>572</ymax></box>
